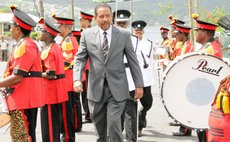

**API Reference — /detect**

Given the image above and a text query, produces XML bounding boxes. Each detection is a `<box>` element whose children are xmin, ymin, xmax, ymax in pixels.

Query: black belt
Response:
<box><xmin>64</xmin><ymin>61</ymin><xmax>71</xmax><ymax>67</ymax></box>
<box><xmin>24</xmin><ymin>71</ymin><xmax>42</xmax><ymax>78</ymax></box>
<box><xmin>49</xmin><ymin>74</ymin><xmax>65</xmax><ymax>80</ymax></box>
<box><xmin>64</xmin><ymin>63</ymin><xmax>73</xmax><ymax>70</ymax></box>
<box><xmin>125</xmin><ymin>63</ymin><xmax>129</xmax><ymax>68</ymax></box>
<box><xmin>64</xmin><ymin>62</ymin><xmax>73</xmax><ymax>69</ymax></box>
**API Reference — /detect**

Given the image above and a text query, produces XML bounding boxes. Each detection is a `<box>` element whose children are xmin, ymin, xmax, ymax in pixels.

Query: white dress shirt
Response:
<box><xmin>98</xmin><ymin>25</ymin><xmax>112</xmax><ymax>49</ymax></box>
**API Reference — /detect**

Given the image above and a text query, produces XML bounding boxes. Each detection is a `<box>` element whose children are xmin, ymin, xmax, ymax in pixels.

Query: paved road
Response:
<box><xmin>0</xmin><ymin>93</ymin><xmax>198</xmax><ymax>142</ymax></box>
<box><xmin>0</xmin><ymin>62</ymin><xmax>199</xmax><ymax>141</ymax></box>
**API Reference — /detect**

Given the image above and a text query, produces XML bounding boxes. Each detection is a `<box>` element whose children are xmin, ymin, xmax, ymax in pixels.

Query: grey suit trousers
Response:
<box><xmin>88</xmin><ymin>79</ymin><xmax>126</xmax><ymax>142</ymax></box>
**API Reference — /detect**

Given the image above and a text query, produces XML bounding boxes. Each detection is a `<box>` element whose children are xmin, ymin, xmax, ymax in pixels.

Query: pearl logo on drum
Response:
<box><xmin>192</xmin><ymin>59</ymin><xmax>223</xmax><ymax>76</ymax></box>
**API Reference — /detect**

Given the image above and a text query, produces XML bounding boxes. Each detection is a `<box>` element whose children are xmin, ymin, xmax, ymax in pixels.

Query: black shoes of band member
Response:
<box><xmin>172</xmin><ymin>131</ymin><xmax>192</xmax><ymax>136</ymax></box>
<box><xmin>75</xmin><ymin>128</ymin><xmax>82</xmax><ymax>132</ymax></box>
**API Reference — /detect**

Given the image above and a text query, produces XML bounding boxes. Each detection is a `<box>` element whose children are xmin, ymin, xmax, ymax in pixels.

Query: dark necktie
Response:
<box><xmin>102</xmin><ymin>32</ymin><xmax>109</xmax><ymax>58</ymax></box>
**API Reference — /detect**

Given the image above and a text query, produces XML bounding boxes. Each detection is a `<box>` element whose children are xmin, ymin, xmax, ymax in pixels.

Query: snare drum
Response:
<box><xmin>161</xmin><ymin>52</ymin><xmax>230</xmax><ymax>130</ymax></box>
<box><xmin>0</xmin><ymin>90</ymin><xmax>11</xmax><ymax>127</ymax></box>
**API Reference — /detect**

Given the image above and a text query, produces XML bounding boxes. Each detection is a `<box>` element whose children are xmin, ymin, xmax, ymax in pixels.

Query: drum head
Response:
<box><xmin>0</xmin><ymin>113</ymin><xmax>11</xmax><ymax>128</ymax></box>
<box><xmin>161</xmin><ymin>53</ymin><xmax>230</xmax><ymax>130</ymax></box>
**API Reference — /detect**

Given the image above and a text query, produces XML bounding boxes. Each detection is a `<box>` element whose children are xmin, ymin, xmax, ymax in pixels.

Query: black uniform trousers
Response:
<box><xmin>177</xmin><ymin>125</ymin><xmax>192</xmax><ymax>135</ymax></box>
<box><xmin>197</xmin><ymin>130</ymin><xmax>207</xmax><ymax>142</ymax></box>
<box><xmin>41</xmin><ymin>103</ymin><xmax>61</xmax><ymax>142</ymax></box>
<box><xmin>121</xmin><ymin>91</ymin><xmax>137</xmax><ymax>142</ymax></box>
<box><xmin>71</xmin><ymin>92</ymin><xmax>82</xmax><ymax>132</ymax></box>
<box><xmin>139</xmin><ymin>86</ymin><xmax>153</xmax><ymax>131</ymax></box>
<box><xmin>60</xmin><ymin>92</ymin><xmax>75</xmax><ymax>142</ymax></box>
<box><xmin>24</xmin><ymin>108</ymin><xmax>38</xmax><ymax>142</ymax></box>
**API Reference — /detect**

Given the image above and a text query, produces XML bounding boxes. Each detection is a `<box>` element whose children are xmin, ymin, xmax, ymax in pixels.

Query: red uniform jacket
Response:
<box><xmin>212</xmin><ymin>40</ymin><xmax>222</xmax><ymax>58</ymax></box>
<box><xmin>6</xmin><ymin>37</ymin><xmax>44</xmax><ymax>110</ymax></box>
<box><xmin>199</xmin><ymin>40</ymin><xmax>222</xmax><ymax>58</ymax></box>
<box><xmin>60</xmin><ymin>34</ymin><xmax>78</xmax><ymax>92</ymax></box>
<box><xmin>41</xmin><ymin>43</ymin><xmax>68</xmax><ymax>104</ymax></box>
<box><xmin>180</xmin><ymin>40</ymin><xmax>194</xmax><ymax>55</ymax></box>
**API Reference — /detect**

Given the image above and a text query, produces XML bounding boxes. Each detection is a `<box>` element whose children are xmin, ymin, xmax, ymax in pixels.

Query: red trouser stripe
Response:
<box><xmin>21</xmin><ymin>110</ymin><xmax>32</xmax><ymax>142</ymax></box>
<box><xmin>62</xmin><ymin>102</ymin><xmax>69</xmax><ymax>142</ymax></box>
<box><xmin>74</xmin><ymin>104</ymin><xmax>78</xmax><ymax>130</ymax></box>
<box><xmin>48</xmin><ymin>105</ymin><xmax>53</xmax><ymax>142</ymax></box>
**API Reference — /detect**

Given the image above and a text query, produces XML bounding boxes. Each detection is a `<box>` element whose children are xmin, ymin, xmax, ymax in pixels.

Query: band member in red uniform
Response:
<box><xmin>175</xmin><ymin>24</ymin><xmax>193</xmax><ymax>56</ymax></box>
<box><xmin>168</xmin><ymin>17</ymin><xmax>185</xmax><ymax>60</ymax></box>
<box><xmin>172</xmin><ymin>24</ymin><xmax>193</xmax><ymax>136</ymax></box>
<box><xmin>0</xmin><ymin>5</ymin><xmax>44</xmax><ymax>142</ymax></box>
<box><xmin>160</xmin><ymin>26</ymin><xmax>172</xmax><ymax>60</ymax></box>
<box><xmin>79</xmin><ymin>11</ymin><xmax>94</xmax><ymax>123</ymax></box>
<box><xmin>193</xmin><ymin>14</ymin><xmax>222</xmax><ymax>59</ymax></box>
<box><xmin>80</xmin><ymin>11</ymin><xmax>94</xmax><ymax>30</ymax></box>
<box><xmin>53</xmin><ymin>14</ymin><xmax>78</xmax><ymax>142</ymax></box>
<box><xmin>38</xmin><ymin>18</ymin><xmax>68</xmax><ymax>142</ymax></box>
<box><xmin>193</xmin><ymin>14</ymin><xmax>222</xmax><ymax>142</ymax></box>
<box><xmin>72</xmin><ymin>30</ymin><xmax>81</xmax><ymax>43</ymax></box>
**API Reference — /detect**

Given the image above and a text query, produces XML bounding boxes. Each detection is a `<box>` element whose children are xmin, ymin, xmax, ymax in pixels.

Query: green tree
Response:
<box><xmin>199</xmin><ymin>6</ymin><xmax>226</xmax><ymax>32</ymax></box>
<box><xmin>0</xmin><ymin>6</ymin><xmax>9</xmax><ymax>13</ymax></box>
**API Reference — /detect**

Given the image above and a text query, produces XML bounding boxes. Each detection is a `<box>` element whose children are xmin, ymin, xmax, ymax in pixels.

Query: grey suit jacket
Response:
<box><xmin>74</xmin><ymin>25</ymin><xmax>144</xmax><ymax>102</ymax></box>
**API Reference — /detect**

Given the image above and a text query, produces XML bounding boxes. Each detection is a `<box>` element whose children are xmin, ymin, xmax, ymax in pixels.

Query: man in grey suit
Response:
<box><xmin>74</xmin><ymin>3</ymin><xmax>144</xmax><ymax>142</ymax></box>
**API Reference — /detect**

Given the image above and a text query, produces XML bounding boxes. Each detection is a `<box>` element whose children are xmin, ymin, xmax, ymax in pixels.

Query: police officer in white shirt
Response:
<box><xmin>132</xmin><ymin>20</ymin><xmax>154</xmax><ymax>137</ymax></box>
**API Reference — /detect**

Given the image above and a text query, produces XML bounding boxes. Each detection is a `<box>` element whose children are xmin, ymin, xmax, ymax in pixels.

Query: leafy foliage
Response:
<box><xmin>0</xmin><ymin>6</ymin><xmax>9</xmax><ymax>13</ymax></box>
<box><xmin>30</xmin><ymin>32</ymin><xmax>40</xmax><ymax>40</ymax></box>
<box><xmin>199</xmin><ymin>6</ymin><xmax>227</xmax><ymax>32</ymax></box>
<box><xmin>4</xmin><ymin>32</ymin><xmax>11</xmax><ymax>37</ymax></box>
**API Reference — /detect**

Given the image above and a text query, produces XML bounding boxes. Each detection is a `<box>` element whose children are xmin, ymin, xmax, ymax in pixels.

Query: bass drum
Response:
<box><xmin>161</xmin><ymin>52</ymin><xmax>230</xmax><ymax>130</ymax></box>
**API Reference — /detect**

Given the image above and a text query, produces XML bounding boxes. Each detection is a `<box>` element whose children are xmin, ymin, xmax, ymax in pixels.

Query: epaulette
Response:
<box><xmin>41</xmin><ymin>46</ymin><xmax>51</xmax><ymax>60</ymax></box>
<box><xmin>14</xmin><ymin>39</ymin><xmax>26</xmax><ymax>58</ymax></box>
<box><xmin>62</xmin><ymin>37</ymin><xmax>73</xmax><ymax>51</ymax></box>
<box><xmin>63</xmin><ymin>52</ymin><xmax>73</xmax><ymax>60</ymax></box>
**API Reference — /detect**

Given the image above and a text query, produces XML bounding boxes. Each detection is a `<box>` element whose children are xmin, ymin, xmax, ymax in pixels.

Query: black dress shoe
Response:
<box><xmin>172</xmin><ymin>131</ymin><xmax>191</xmax><ymax>136</ymax></box>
